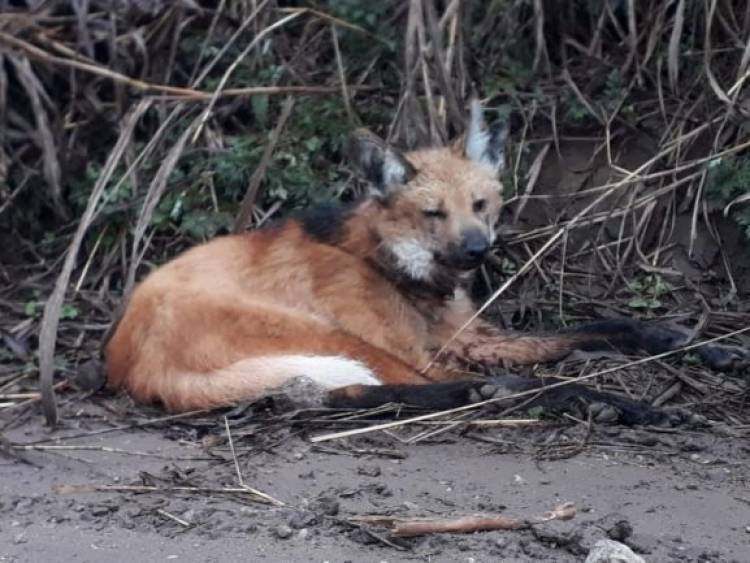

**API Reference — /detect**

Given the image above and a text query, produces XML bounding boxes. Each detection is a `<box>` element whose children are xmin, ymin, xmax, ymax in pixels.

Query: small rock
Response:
<box><xmin>288</xmin><ymin>511</ymin><xmax>318</xmax><ymax>529</ymax></box>
<box><xmin>598</xmin><ymin>514</ymin><xmax>633</xmax><ymax>542</ymax></box>
<box><xmin>585</xmin><ymin>539</ymin><xmax>645</xmax><ymax>563</ymax></box>
<box><xmin>311</xmin><ymin>496</ymin><xmax>339</xmax><ymax>516</ymax></box>
<box><xmin>532</xmin><ymin>521</ymin><xmax>576</xmax><ymax>546</ymax></box>
<box><xmin>274</xmin><ymin>524</ymin><xmax>293</xmax><ymax>539</ymax></box>
<box><xmin>364</xmin><ymin>482</ymin><xmax>392</xmax><ymax>497</ymax></box>
<box><xmin>90</xmin><ymin>505</ymin><xmax>115</xmax><ymax>517</ymax></box>
<box><xmin>357</xmin><ymin>464</ymin><xmax>381</xmax><ymax>477</ymax></box>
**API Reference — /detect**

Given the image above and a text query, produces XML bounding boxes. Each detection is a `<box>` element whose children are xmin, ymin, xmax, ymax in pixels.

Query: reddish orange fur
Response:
<box><xmin>106</xmin><ymin>118</ymin><xmax>585</xmax><ymax>412</ymax></box>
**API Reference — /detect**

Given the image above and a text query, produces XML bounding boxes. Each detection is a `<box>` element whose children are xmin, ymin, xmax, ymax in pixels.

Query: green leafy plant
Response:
<box><xmin>25</xmin><ymin>300</ymin><xmax>78</xmax><ymax>319</ymax></box>
<box><xmin>527</xmin><ymin>405</ymin><xmax>546</xmax><ymax>419</ymax></box>
<box><xmin>706</xmin><ymin>156</ymin><xmax>750</xmax><ymax>241</ymax></box>
<box><xmin>563</xmin><ymin>93</ymin><xmax>591</xmax><ymax>124</ymax></box>
<box><xmin>65</xmin><ymin>96</ymin><xmax>356</xmax><ymax>244</ymax></box>
<box><xmin>627</xmin><ymin>274</ymin><xmax>671</xmax><ymax>310</ymax></box>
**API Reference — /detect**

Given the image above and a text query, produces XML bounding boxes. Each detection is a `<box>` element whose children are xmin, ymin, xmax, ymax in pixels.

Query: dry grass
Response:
<box><xmin>0</xmin><ymin>1</ymin><xmax>747</xmax><ymax>427</ymax></box>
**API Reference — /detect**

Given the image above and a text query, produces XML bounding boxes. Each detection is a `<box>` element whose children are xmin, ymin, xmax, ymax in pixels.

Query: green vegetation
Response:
<box><xmin>627</xmin><ymin>275</ymin><xmax>671</xmax><ymax>311</ymax></box>
<box><xmin>706</xmin><ymin>156</ymin><xmax>750</xmax><ymax>241</ymax></box>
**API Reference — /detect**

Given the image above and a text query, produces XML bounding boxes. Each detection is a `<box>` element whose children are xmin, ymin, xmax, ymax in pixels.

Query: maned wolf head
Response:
<box><xmin>349</xmin><ymin>101</ymin><xmax>508</xmax><ymax>284</ymax></box>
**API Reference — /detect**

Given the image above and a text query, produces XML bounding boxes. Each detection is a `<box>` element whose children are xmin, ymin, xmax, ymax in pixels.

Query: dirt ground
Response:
<box><xmin>1</xmin><ymin>393</ymin><xmax>749</xmax><ymax>563</ymax></box>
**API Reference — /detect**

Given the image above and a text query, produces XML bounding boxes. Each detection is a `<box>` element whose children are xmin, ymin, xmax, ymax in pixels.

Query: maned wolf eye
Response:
<box><xmin>422</xmin><ymin>209</ymin><xmax>447</xmax><ymax>220</ymax></box>
<box><xmin>473</xmin><ymin>199</ymin><xmax>487</xmax><ymax>213</ymax></box>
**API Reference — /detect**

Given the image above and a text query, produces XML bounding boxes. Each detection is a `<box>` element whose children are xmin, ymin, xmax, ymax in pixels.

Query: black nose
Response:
<box><xmin>461</xmin><ymin>230</ymin><xmax>489</xmax><ymax>263</ymax></box>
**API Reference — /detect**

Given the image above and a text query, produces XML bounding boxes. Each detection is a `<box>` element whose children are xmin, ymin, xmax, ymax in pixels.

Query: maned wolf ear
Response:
<box><xmin>348</xmin><ymin>128</ymin><xmax>416</xmax><ymax>196</ymax></box>
<box><xmin>464</xmin><ymin>99</ymin><xmax>509</xmax><ymax>175</ymax></box>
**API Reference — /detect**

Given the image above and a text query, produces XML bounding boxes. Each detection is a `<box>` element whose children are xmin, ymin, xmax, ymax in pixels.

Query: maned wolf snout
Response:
<box><xmin>457</xmin><ymin>228</ymin><xmax>490</xmax><ymax>267</ymax></box>
<box><xmin>105</xmin><ymin>100</ymin><xmax>749</xmax><ymax>422</ymax></box>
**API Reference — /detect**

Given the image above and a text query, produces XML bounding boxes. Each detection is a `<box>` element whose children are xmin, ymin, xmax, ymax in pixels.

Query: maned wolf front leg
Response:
<box><xmin>446</xmin><ymin>318</ymin><xmax>749</xmax><ymax>371</ymax></box>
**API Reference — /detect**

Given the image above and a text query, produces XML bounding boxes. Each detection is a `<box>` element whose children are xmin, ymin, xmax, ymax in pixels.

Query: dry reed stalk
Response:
<box><xmin>38</xmin><ymin>101</ymin><xmax>151</xmax><ymax>426</ymax></box>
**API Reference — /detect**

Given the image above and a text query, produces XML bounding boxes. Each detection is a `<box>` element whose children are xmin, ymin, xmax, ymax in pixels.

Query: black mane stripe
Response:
<box><xmin>297</xmin><ymin>202</ymin><xmax>356</xmax><ymax>244</ymax></box>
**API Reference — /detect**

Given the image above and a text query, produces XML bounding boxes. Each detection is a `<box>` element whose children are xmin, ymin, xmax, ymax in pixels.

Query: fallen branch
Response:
<box><xmin>350</xmin><ymin>502</ymin><xmax>576</xmax><ymax>538</ymax></box>
<box><xmin>37</xmin><ymin>102</ymin><xmax>150</xmax><ymax>426</ymax></box>
<box><xmin>392</xmin><ymin>514</ymin><xmax>526</xmax><ymax>537</ymax></box>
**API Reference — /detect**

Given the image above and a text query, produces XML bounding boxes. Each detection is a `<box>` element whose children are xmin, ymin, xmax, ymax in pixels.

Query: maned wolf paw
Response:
<box><xmin>586</xmin><ymin>399</ymin><xmax>667</xmax><ymax>426</ymax></box>
<box><xmin>696</xmin><ymin>344</ymin><xmax>750</xmax><ymax>372</ymax></box>
<box><xmin>588</xmin><ymin>402</ymin><xmax>705</xmax><ymax>427</ymax></box>
<box><xmin>475</xmin><ymin>375</ymin><xmax>674</xmax><ymax>427</ymax></box>
<box><xmin>641</xmin><ymin>322</ymin><xmax>749</xmax><ymax>373</ymax></box>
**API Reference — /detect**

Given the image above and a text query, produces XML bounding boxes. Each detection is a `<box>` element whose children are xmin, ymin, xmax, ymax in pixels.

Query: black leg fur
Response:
<box><xmin>568</xmin><ymin>319</ymin><xmax>688</xmax><ymax>355</ymax></box>
<box><xmin>326</xmin><ymin>374</ymin><xmax>675</xmax><ymax>426</ymax></box>
<box><xmin>326</xmin><ymin>381</ymin><xmax>484</xmax><ymax>410</ymax></box>
<box><xmin>569</xmin><ymin>319</ymin><xmax>749</xmax><ymax>371</ymax></box>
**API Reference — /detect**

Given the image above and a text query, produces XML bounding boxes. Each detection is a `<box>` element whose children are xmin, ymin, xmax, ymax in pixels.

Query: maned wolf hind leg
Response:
<box><xmin>327</xmin><ymin>374</ymin><xmax>682</xmax><ymax>426</ymax></box>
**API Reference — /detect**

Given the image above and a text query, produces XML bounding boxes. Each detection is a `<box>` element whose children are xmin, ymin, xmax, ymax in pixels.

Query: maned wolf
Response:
<box><xmin>105</xmin><ymin>102</ymin><xmax>748</xmax><ymax>423</ymax></box>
